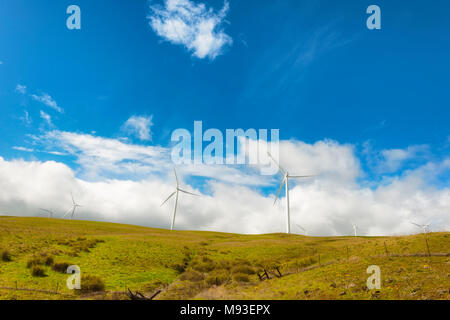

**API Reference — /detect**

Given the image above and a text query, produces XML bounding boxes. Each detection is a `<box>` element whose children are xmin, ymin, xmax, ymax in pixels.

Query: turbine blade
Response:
<box><xmin>71</xmin><ymin>192</ymin><xmax>75</xmax><ymax>205</ymax></box>
<box><xmin>161</xmin><ymin>191</ymin><xmax>176</xmax><ymax>207</ymax></box>
<box><xmin>273</xmin><ymin>177</ymin><xmax>286</xmax><ymax>205</ymax></box>
<box><xmin>296</xmin><ymin>224</ymin><xmax>306</xmax><ymax>232</ymax></box>
<box><xmin>410</xmin><ymin>222</ymin><xmax>421</xmax><ymax>228</ymax></box>
<box><xmin>178</xmin><ymin>189</ymin><xmax>200</xmax><ymax>197</ymax></box>
<box><xmin>289</xmin><ymin>175</ymin><xmax>315</xmax><ymax>179</ymax></box>
<box><xmin>62</xmin><ymin>208</ymin><xmax>72</xmax><ymax>219</ymax></box>
<box><xmin>174</xmin><ymin>168</ymin><xmax>179</xmax><ymax>187</ymax></box>
<box><xmin>267</xmin><ymin>152</ymin><xmax>286</xmax><ymax>175</ymax></box>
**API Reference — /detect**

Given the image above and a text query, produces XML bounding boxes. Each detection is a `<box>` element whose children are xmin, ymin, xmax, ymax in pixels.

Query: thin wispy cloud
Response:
<box><xmin>121</xmin><ymin>115</ymin><xmax>154</xmax><ymax>141</ymax></box>
<box><xmin>40</xmin><ymin>110</ymin><xmax>53</xmax><ymax>126</ymax></box>
<box><xmin>148</xmin><ymin>0</ymin><xmax>232</xmax><ymax>59</ymax></box>
<box><xmin>31</xmin><ymin>93</ymin><xmax>63</xmax><ymax>113</ymax></box>
<box><xmin>12</xmin><ymin>146</ymin><xmax>34</xmax><ymax>153</ymax></box>
<box><xmin>20</xmin><ymin>110</ymin><xmax>32</xmax><ymax>125</ymax></box>
<box><xmin>15</xmin><ymin>84</ymin><xmax>27</xmax><ymax>94</ymax></box>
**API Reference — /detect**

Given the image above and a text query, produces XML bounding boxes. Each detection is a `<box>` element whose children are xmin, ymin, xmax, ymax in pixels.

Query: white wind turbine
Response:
<box><xmin>410</xmin><ymin>222</ymin><xmax>431</xmax><ymax>234</ymax></box>
<box><xmin>39</xmin><ymin>208</ymin><xmax>54</xmax><ymax>218</ymax></box>
<box><xmin>161</xmin><ymin>169</ymin><xmax>200</xmax><ymax>231</ymax></box>
<box><xmin>268</xmin><ymin>152</ymin><xmax>314</xmax><ymax>234</ymax></box>
<box><xmin>295</xmin><ymin>223</ymin><xmax>308</xmax><ymax>236</ymax></box>
<box><xmin>63</xmin><ymin>193</ymin><xmax>83</xmax><ymax>219</ymax></box>
<box><xmin>351</xmin><ymin>222</ymin><xmax>358</xmax><ymax>237</ymax></box>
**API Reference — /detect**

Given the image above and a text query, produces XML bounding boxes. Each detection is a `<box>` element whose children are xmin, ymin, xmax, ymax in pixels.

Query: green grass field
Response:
<box><xmin>0</xmin><ymin>216</ymin><xmax>448</xmax><ymax>300</ymax></box>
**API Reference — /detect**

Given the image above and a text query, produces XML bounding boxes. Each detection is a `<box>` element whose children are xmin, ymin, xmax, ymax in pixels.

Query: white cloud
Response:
<box><xmin>1</xmin><ymin>131</ymin><xmax>449</xmax><ymax>236</ymax></box>
<box><xmin>148</xmin><ymin>0</ymin><xmax>232</xmax><ymax>59</ymax></box>
<box><xmin>31</xmin><ymin>93</ymin><xmax>63</xmax><ymax>113</ymax></box>
<box><xmin>15</xmin><ymin>84</ymin><xmax>27</xmax><ymax>94</ymax></box>
<box><xmin>40</xmin><ymin>110</ymin><xmax>53</xmax><ymax>126</ymax></box>
<box><xmin>121</xmin><ymin>115</ymin><xmax>154</xmax><ymax>141</ymax></box>
<box><xmin>20</xmin><ymin>110</ymin><xmax>32</xmax><ymax>125</ymax></box>
<box><xmin>12</xmin><ymin>146</ymin><xmax>34</xmax><ymax>153</ymax></box>
<box><xmin>364</xmin><ymin>143</ymin><xmax>430</xmax><ymax>174</ymax></box>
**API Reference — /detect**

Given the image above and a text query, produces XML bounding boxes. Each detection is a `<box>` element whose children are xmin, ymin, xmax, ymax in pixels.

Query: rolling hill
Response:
<box><xmin>0</xmin><ymin>216</ymin><xmax>448</xmax><ymax>300</ymax></box>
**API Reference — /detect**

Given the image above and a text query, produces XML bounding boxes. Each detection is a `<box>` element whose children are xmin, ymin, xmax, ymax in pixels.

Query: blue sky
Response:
<box><xmin>0</xmin><ymin>0</ymin><xmax>449</xmax><ymax>234</ymax></box>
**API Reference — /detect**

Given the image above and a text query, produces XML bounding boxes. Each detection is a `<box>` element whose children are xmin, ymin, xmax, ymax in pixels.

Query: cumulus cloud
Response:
<box><xmin>1</xmin><ymin>131</ymin><xmax>449</xmax><ymax>236</ymax></box>
<box><xmin>148</xmin><ymin>0</ymin><xmax>232</xmax><ymax>59</ymax></box>
<box><xmin>31</xmin><ymin>93</ymin><xmax>63</xmax><ymax>113</ymax></box>
<box><xmin>122</xmin><ymin>115</ymin><xmax>154</xmax><ymax>141</ymax></box>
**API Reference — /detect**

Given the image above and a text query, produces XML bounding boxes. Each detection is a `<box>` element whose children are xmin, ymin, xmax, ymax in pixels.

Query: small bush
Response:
<box><xmin>27</xmin><ymin>258</ymin><xmax>43</xmax><ymax>268</ymax></box>
<box><xmin>233</xmin><ymin>273</ymin><xmax>250</xmax><ymax>283</ymax></box>
<box><xmin>80</xmin><ymin>275</ymin><xmax>105</xmax><ymax>293</ymax></box>
<box><xmin>171</xmin><ymin>263</ymin><xmax>186</xmax><ymax>274</ymax></box>
<box><xmin>44</xmin><ymin>256</ymin><xmax>54</xmax><ymax>266</ymax></box>
<box><xmin>192</xmin><ymin>260</ymin><xmax>216</xmax><ymax>273</ymax></box>
<box><xmin>180</xmin><ymin>271</ymin><xmax>204</xmax><ymax>282</ymax></box>
<box><xmin>1</xmin><ymin>250</ymin><xmax>12</xmax><ymax>262</ymax></box>
<box><xmin>31</xmin><ymin>266</ymin><xmax>46</xmax><ymax>277</ymax></box>
<box><xmin>205</xmin><ymin>273</ymin><xmax>229</xmax><ymax>286</ymax></box>
<box><xmin>52</xmin><ymin>262</ymin><xmax>71</xmax><ymax>273</ymax></box>
<box><xmin>232</xmin><ymin>265</ymin><xmax>255</xmax><ymax>275</ymax></box>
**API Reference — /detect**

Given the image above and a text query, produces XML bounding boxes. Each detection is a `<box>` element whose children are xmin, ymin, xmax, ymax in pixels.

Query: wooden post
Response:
<box><xmin>318</xmin><ymin>254</ymin><xmax>321</xmax><ymax>266</ymax></box>
<box><xmin>384</xmin><ymin>242</ymin><xmax>389</xmax><ymax>256</ymax></box>
<box><xmin>346</xmin><ymin>246</ymin><xmax>349</xmax><ymax>260</ymax></box>
<box><xmin>425</xmin><ymin>238</ymin><xmax>431</xmax><ymax>257</ymax></box>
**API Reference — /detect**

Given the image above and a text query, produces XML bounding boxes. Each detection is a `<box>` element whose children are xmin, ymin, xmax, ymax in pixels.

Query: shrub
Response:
<box><xmin>179</xmin><ymin>271</ymin><xmax>204</xmax><ymax>282</ymax></box>
<box><xmin>80</xmin><ymin>275</ymin><xmax>105</xmax><ymax>293</ymax></box>
<box><xmin>27</xmin><ymin>257</ymin><xmax>43</xmax><ymax>268</ymax></box>
<box><xmin>232</xmin><ymin>265</ymin><xmax>255</xmax><ymax>275</ymax></box>
<box><xmin>31</xmin><ymin>266</ymin><xmax>46</xmax><ymax>277</ymax></box>
<box><xmin>44</xmin><ymin>256</ymin><xmax>54</xmax><ymax>266</ymax></box>
<box><xmin>192</xmin><ymin>260</ymin><xmax>216</xmax><ymax>273</ymax></box>
<box><xmin>1</xmin><ymin>250</ymin><xmax>12</xmax><ymax>262</ymax></box>
<box><xmin>52</xmin><ymin>262</ymin><xmax>71</xmax><ymax>273</ymax></box>
<box><xmin>205</xmin><ymin>272</ymin><xmax>229</xmax><ymax>286</ymax></box>
<box><xmin>171</xmin><ymin>263</ymin><xmax>186</xmax><ymax>274</ymax></box>
<box><xmin>233</xmin><ymin>273</ymin><xmax>250</xmax><ymax>283</ymax></box>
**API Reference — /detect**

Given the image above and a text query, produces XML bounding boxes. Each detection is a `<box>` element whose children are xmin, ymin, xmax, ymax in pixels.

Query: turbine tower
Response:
<box><xmin>410</xmin><ymin>222</ymin><xmax>431</xmax><ymax>234</ymax></box>
<box><xmin>351</xmin><ymin>222</ymin><xmax>358</xmax><ymax>237</ymax></box>
<box><xmin>268</xmin><ymin>152</ymin><xmax>314</xmax><ymax>234</ymax></box>
<box><xmin>161</xmin><ymin>169</ymin><xmax>200</xmax><ymax>231</ymax></box>
<box><xmin>39</xmin><ymin>208</ymin><xmax>54</xmax><ymax>218</ymax></box>
<box><xmin>63</xmin><ymin>193</ymin><xmax>83</xmax><ymax>219</ymax></box>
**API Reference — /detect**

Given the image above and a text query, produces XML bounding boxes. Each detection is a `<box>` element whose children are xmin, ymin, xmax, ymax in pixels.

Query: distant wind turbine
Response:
<box><xmin>351</xmin><ymin>222</ymin><xmax>358</xmax><ymax>237</ymax></box>
<box><xmin>63</xmin><ymin>193</ymin><xmax>83</xmax><ymax>219</ymax></box>
<box><xmin>295</xmin><ymin>224</ymin><xmax>308</xmax><ymax>236</ymax></box>
<box><xmin>161</xmin><ymin>169</ymin><xmax>200</xmax><ymax>231</ymax></box>
<box><xmin>410</xmin><ymin>222</ymin><xmax>431</xmax><ymax>234</ymax></box>
<box><xmin>39</xmin><ymin>208</ymin><xmax>54</xmax><ymax>218</ymax></box>
<box><xmin>268</xmin><ymin>152</ymin><xmax>314</xmax><ymax>234</ymax></box>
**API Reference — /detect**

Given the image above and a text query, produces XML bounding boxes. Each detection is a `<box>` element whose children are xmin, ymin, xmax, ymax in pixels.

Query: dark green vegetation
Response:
<box><xmin>0</xmin><ymin>217</ymin><xmax>448</xmax><ymax>300</ymax></box>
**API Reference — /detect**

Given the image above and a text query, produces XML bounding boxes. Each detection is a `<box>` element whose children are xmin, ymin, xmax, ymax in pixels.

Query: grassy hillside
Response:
<box><xmin>0</xmin><ymin>217</ymin><xmax>448</xmax><ymax>300</ymax></box>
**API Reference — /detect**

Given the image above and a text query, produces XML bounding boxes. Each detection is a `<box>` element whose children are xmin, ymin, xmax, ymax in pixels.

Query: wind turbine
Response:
<box><xmin>63</xmin><ymin>193</ymin><xmax>83</xmax><ymax>219</ymax></box>
<box><xmin>38</xmin><ymin>208</ymin><xmax>54</xmax><ymax>218</ymax></box>
<box><xmin>295</xmin><ymin>223</ymin><xmax>308</xmax><ymax>236</ymax></box>
<box><xmin>351</xmin><ymin>222</ymin><xmax>358</xmax><ymax>237</ymax></box>
<box><xmin>268</xmin><ymin>152</ymin><xmax>314</xmax><ymax>234</ymax></box>
<box><xmin>410</xmin><ymin>222</ymin><xmax>431</xmax><ymax>234</ymax></box>
<box><xmin>161</xmin><ymin>169</ymin><xmax>200</xmax><ymax>231</ymax></box>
